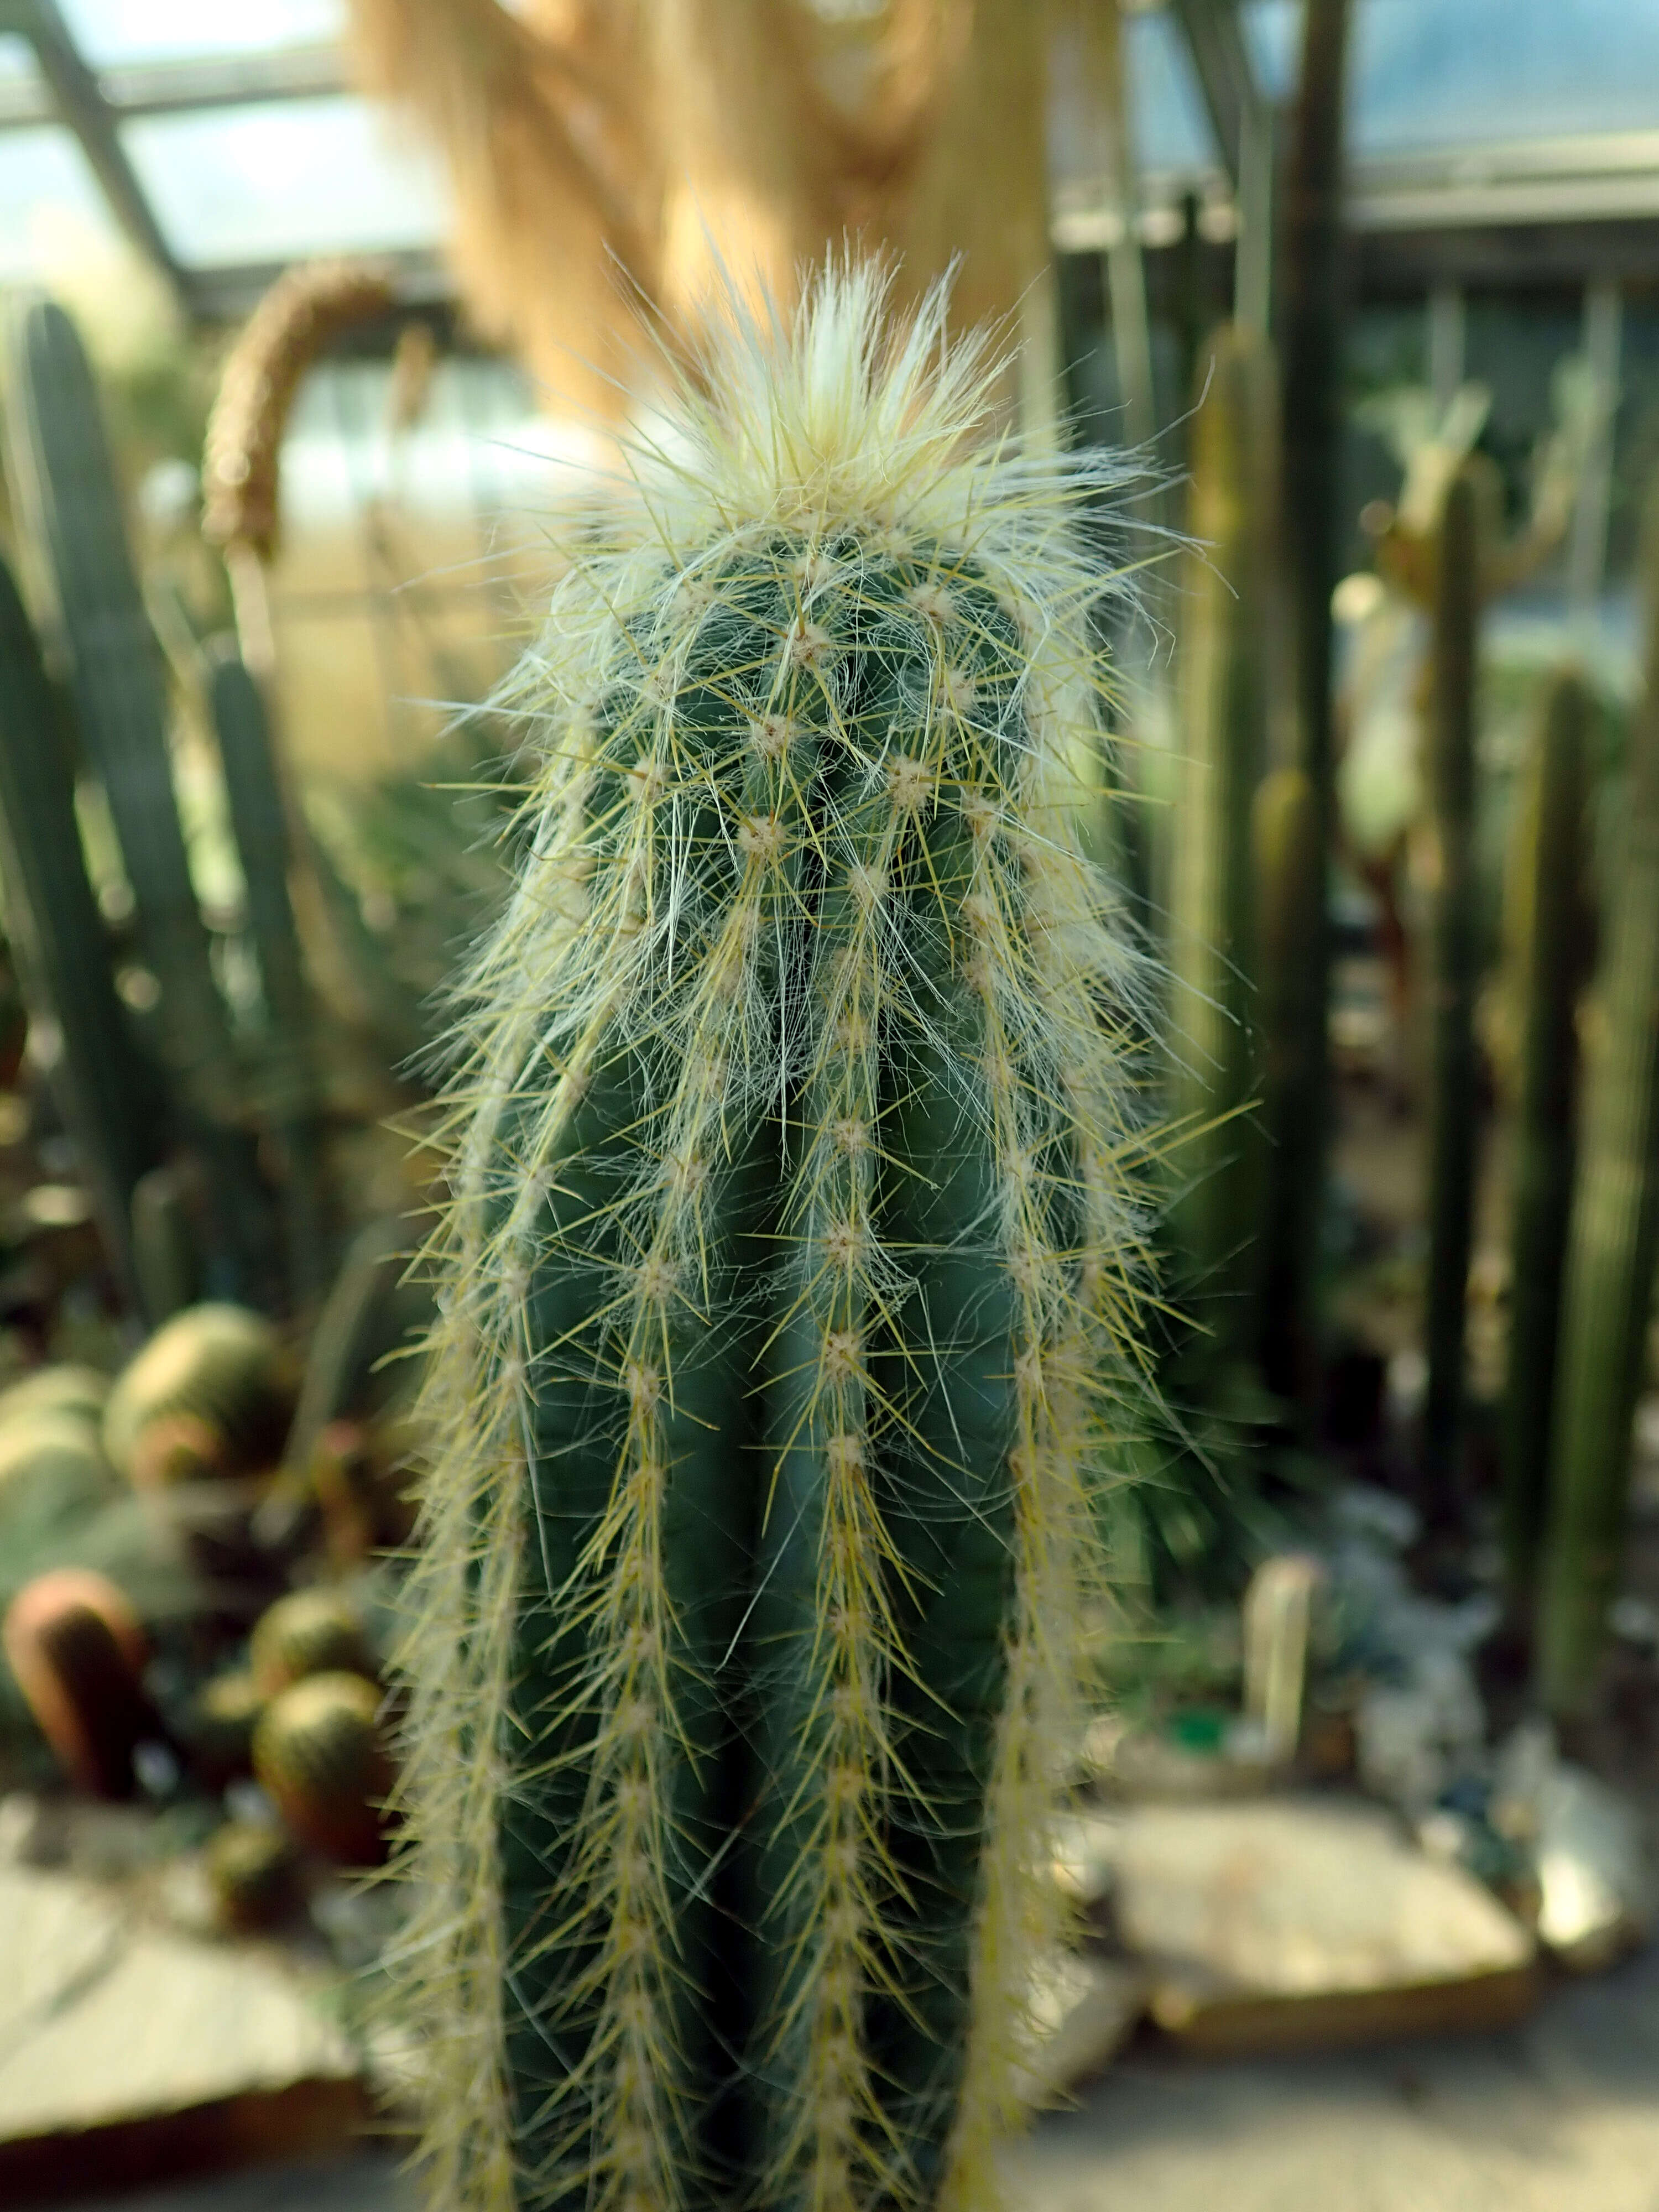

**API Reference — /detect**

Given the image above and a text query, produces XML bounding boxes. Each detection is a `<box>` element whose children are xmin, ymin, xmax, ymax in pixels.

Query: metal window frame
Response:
<box><xmin>0</xmin><ymin>0</ymin><xmax>1656</xmax><ymax>322</ymax></box>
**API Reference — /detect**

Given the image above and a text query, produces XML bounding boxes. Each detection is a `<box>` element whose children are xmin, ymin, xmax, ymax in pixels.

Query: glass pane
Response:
<box><xmin>55</xmin><ymin>0</ymin><xmax>343</xmax><ymax>65</ymax></box>
<box><xmin>0</xmin><ymin>34</ymin><xmax>36</xmax><ymax>82</ymax></box>
<box><xmin>1128</xmin><ymin>11</ymin><xmax>1218</xmax><ymax>176</ymax></box>
<box><xmin>0</xmin><ymin>127</ymin><xmax>122</xmax><ymax>281</ymax></box>
<box><xmin>1245</xmin><ymin>0</ymin><xmax>1659</xmax><ymax>152</ymax></box>
<box><xmin>1353</xmin><ymin>0</ymin><xmax>1659</xmax><ymax>150</ymax></box>
<box><xmin>1241</xmin><ymin>2</ymin><xmax>1300</xmax><ymax>106</ymax></box>
<box><xmin>121</xmin><ymin>97</ymin><xmax>450</xmax><ymax>267</ymax></box>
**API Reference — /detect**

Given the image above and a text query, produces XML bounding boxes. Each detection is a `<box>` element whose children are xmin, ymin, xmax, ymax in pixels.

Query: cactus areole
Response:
<box><xmin>398</xmin><ymin>265</ymin><xmax>1151</xmax><ymax>2212</ymax></box>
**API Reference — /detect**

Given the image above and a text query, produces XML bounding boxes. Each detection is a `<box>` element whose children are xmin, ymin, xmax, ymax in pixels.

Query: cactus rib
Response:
<box><xmin>393</xmin><ymin>265</ymin><xmax>1152</xmax><ymax>2212</ymax></box>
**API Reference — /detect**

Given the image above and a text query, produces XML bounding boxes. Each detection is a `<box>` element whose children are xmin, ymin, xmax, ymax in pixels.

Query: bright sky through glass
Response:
<box><xmin>55</xmin><ymin>0</ymin><xmax>343</xmax><ymax>64</ymax></box>
<box><xmin>122</xmin><ymin>97</ymin><xmax>448</xmax><ymax>264</ymax></box>
<box><xmin>0</xmin><ymin>1</ymin><xmax>1656</xmax><ymax>286</ymax></box>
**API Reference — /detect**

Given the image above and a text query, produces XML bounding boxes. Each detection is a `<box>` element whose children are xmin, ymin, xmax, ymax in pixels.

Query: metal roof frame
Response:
<box><xmin>0</xmin><ymin>0</ymin><xmax>1656</xmax><ymax>324</ymax></box>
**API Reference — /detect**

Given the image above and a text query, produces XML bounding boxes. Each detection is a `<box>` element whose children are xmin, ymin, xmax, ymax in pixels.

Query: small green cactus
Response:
<box><xmin>1422</xmin><ymin>468</ymin><xmax>1481</xmax><ymax>1506</ymax></box>
<box><xmin>254</xmin><ymin>1668</ymin><xmax>389</xmax><ymax>1864</ymax></box>
<box><xmin>1500</xmin><ymin>669</ymin><xmax>1592</xmax><ymax>1603</ymax></box>
<box><xmin>104</xmin><ymin>1303</ymin><xmax>294</xmax><ymax>1486</ymax></box>
<box><xmin>395</xmin><ymin>267</ymin><xmax>1150</xmax><ymax>2212</ymax></box>
<box><xmin>250</xmin><ymin>1585</ymin><xmax>376</xmax><ymax>1696</ymax></box>
<box><xmin>180</xmin><ymin>1667</ymin><xmax>264</xmax><ymax>1786</ymax></box>
<box><xmin>2</xmin><ymin>1566</ymin><xmax>155</xmax><ymax>1798</ymax></box>
<box><xmin>1538</xmin><ymin>488</ymin><xmax>1659</xmax><ymax>1716</ymax></box>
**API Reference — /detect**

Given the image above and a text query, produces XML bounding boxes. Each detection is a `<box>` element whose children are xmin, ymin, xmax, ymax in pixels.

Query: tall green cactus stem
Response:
<box><xmin>394</xmin><ymin>267</ymin><xmax>1151</xmax><ymax>2212</ymax></box>
<box><xmin>209</xmin><ymin>649</ymin><xmax>328</xmax><ymax>1307</ymax></box>
<box><xmin>1500</xmin><ymin>669</ymin><xmax>1591</xmax><ymax>1603</ymax></box>
<box><xmin>1252</xmin><ymin>764</ymin><xmax>1321</xmax><ymax>1304</ymax></box>
<box><xmin>0</xmin><ymin>551</ymin><xmax>163</xmax><ymax>1310</ymax></box>
<box><xmin>1537</xmin><ymin>492</ymin><xmax>1659</xmax><ymax>1717</ymax></box>
<box><xmin>4</xmin><ymin>301</ymin><xmax>233</xmax><ymax>1114</ymax></box>
<box><xmin>1269</xmin><ymin>0</ymin><xmax>1353</xmax><ymax>1411</ymax></box>
<box><xmin>1167</xmin><ymin>324</ymin><xmax>1274</xmax><ymax>1350</ymax></box>
<box><xmin>1422</xmin><ymin>469</ymin><xmax>1481</xmax><ymax>1509</ymax></box>
<box><xmin>2</xmin><ymin>298</ymin><xmax>272</xmax><ymax>1300</ymax></box>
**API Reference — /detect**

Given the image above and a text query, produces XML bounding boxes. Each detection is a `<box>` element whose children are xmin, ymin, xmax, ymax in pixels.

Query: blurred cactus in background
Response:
<box><xmin>1166</xmin><ymin>325</ymin><xmax>1275</xmax><ymax>1357</ymax></box>
<box><xmin>0</xmin><ymin>548</ymin><xmax>165</xmax><ymax>1309</ymax></box>
<box><xmin>1500</xmin><ymin>668</ymin><xmax>1593</xmax><ymax>1608</ymax></box>
<box><xmin>1269</xmin><ymin>0</ymin><xmax>1354</xmax><ymax>1415</ymax></box>
<box><xmin>1537</xmin><ymin>483</ymin><xmax>1659</xmax><ymax>1719</ymax></box>
<box><xmin>1421</xmin><ymin>468</ymin><xmax>1482</xmax><ymax>1511</ymax></box>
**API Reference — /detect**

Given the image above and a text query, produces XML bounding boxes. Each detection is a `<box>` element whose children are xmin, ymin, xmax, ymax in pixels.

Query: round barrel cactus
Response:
<box><xmin>395</xmin><ymin>265</ymin><xmax>1151</xmax><ymax>2212</ymax></box>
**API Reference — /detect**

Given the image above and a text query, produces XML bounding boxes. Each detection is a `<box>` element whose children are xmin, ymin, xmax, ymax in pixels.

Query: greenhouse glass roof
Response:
<box><xmin>0</xmin><ymin>0</ymin><xmax>1655</xmax><ymax>314</ymax></box>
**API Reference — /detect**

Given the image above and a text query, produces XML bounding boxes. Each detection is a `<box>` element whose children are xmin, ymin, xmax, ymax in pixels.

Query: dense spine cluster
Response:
<box><xmin>394</xmin><ymin>267</ymin><xmax>1150</xmax><ymax>2212</ymax></box>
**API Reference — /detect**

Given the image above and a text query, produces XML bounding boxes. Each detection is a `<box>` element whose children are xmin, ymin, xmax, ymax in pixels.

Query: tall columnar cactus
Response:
<box><xmin>395</xmin><ymin>268</ymin><xmax>1150</xmax><ymax>2212</ymax></box>
<box><xmin>3</xmin><ymin>300</ymin><xmax>237</xmax><ymax>1116</ymax></box>
<box><xmin>1421</xmin><ymin>468</ymin><xmax>1481</xmax><ymax>1507</ymax></box>
<box><xmin>1268</xmin><ymin>0</ymin><xmax>1353</xmax><ymax>1411</ymax></box>
<box><xmin>1252</xmin><ymin>764</ymin><xmax>1321</xmax><ymax>1310</ymax></box>
<box><xmin>1167</xmin><ymin>324</ymin><xmax>1274</xmax><ymax>1352</ymax></box>
<box><xmin>1500</xmin><ymin>668</ymin><xmax>1592</xmax><ymax>1603</ymax></box>
<box><xmin>209</xmin><ymin>648</ymin><xmax>328</xmax><ymax>1306</ymax></box>
<box><xmin>1538</xmin><ymin>489</ymin><xmax>1659</xmax><ymax>1718</ymax></box>
<box><xmin>0</xmin><ymin>551</ymin><xmax>164</xmax><ymax>1311</ymax></box>
<box><xmin>2</xmin><ymin>297</ymin><xmax>273</xmax><ymax>1299</ymax></box>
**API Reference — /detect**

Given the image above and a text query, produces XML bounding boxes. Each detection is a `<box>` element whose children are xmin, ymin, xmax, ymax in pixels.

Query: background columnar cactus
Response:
<box><xmin>1500</xmin><ymin>667</ymin><xmax>1592</xmax><ymax>1605</ymax></box>
<box><xmin>1421</xmin><ymin>468</ymin><xmax>1481</xmax><ymax>1507</ymax></box>
<box><xmin>395</xmin><ymin>266</ymin><xmax>1151</xmax><ymax>2212</ymax></box>
<box><xmin>0</xmin><ymin>550</ymin><xmax>165</xmax><ymax>1308</ymax></box>
<box><xmin>1166</xmin><ymin>324</ymin><xmax>1274</xmax><ymax>1357</ymax></box>
<box><xmin>1537</xmin><ymin>491</ymin><xmax>1659</xmax><ymax>1717</ymax></box>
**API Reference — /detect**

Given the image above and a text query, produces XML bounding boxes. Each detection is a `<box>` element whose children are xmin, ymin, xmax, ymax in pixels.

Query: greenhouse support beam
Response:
<box><xmin>5</xmin><ymin>0</ymin><xmax>191</xmax><ymax>318</ymax></box>
<box><xmin>1170</xmin><ymin>0</ymin><xmax>1264</xmax><ymax>190</ymax></box>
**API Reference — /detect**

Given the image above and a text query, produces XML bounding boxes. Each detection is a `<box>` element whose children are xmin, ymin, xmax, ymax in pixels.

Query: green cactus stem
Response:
<box><xmin>1500</xmin><ymin>669</ymin><xmax>1592</xmax><ymax>1604</ymax></box>
<box><xmin>2</xmin><ymin>297</ymin><xmax>274</xmax><ymax>1300</ymax></box>
<box><xmin>1269</xmin><ymin>0</ymin><xmax>1354</xmax><ymax>1412</ymax></box>
<box><xmin>0</xmin><ymin>551</ymin><xmax>163</xmax><ymax>1308</ymax></box>
<box><xmin>393</xmin><ymin>267</ymin><xmax>1152</xmax><ymax>2212</ymax></box>
<box><xmin>1252</xmin><ymin>763</ymin><xmax>1322</xmax><ymax>1329</ymax></box>
<box><xmin>1422</xmin><ymin>468</ymin><xmax>1481</xmax><ymax>1510</ymax></box>
<box><xmin>1167</xmin><ymin>322</ymin><xmax>1275</xmax><ymax>1353</ymax></box>
<box><xmin>1537</xmin><ymin>490</ymin><xmax>1659</xmax><ymax>1718</ymax></box>
<box><xmin>208</xmin><ymin>647</ymin><xmax>330</xmax><ymax>1308</ymax></box>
